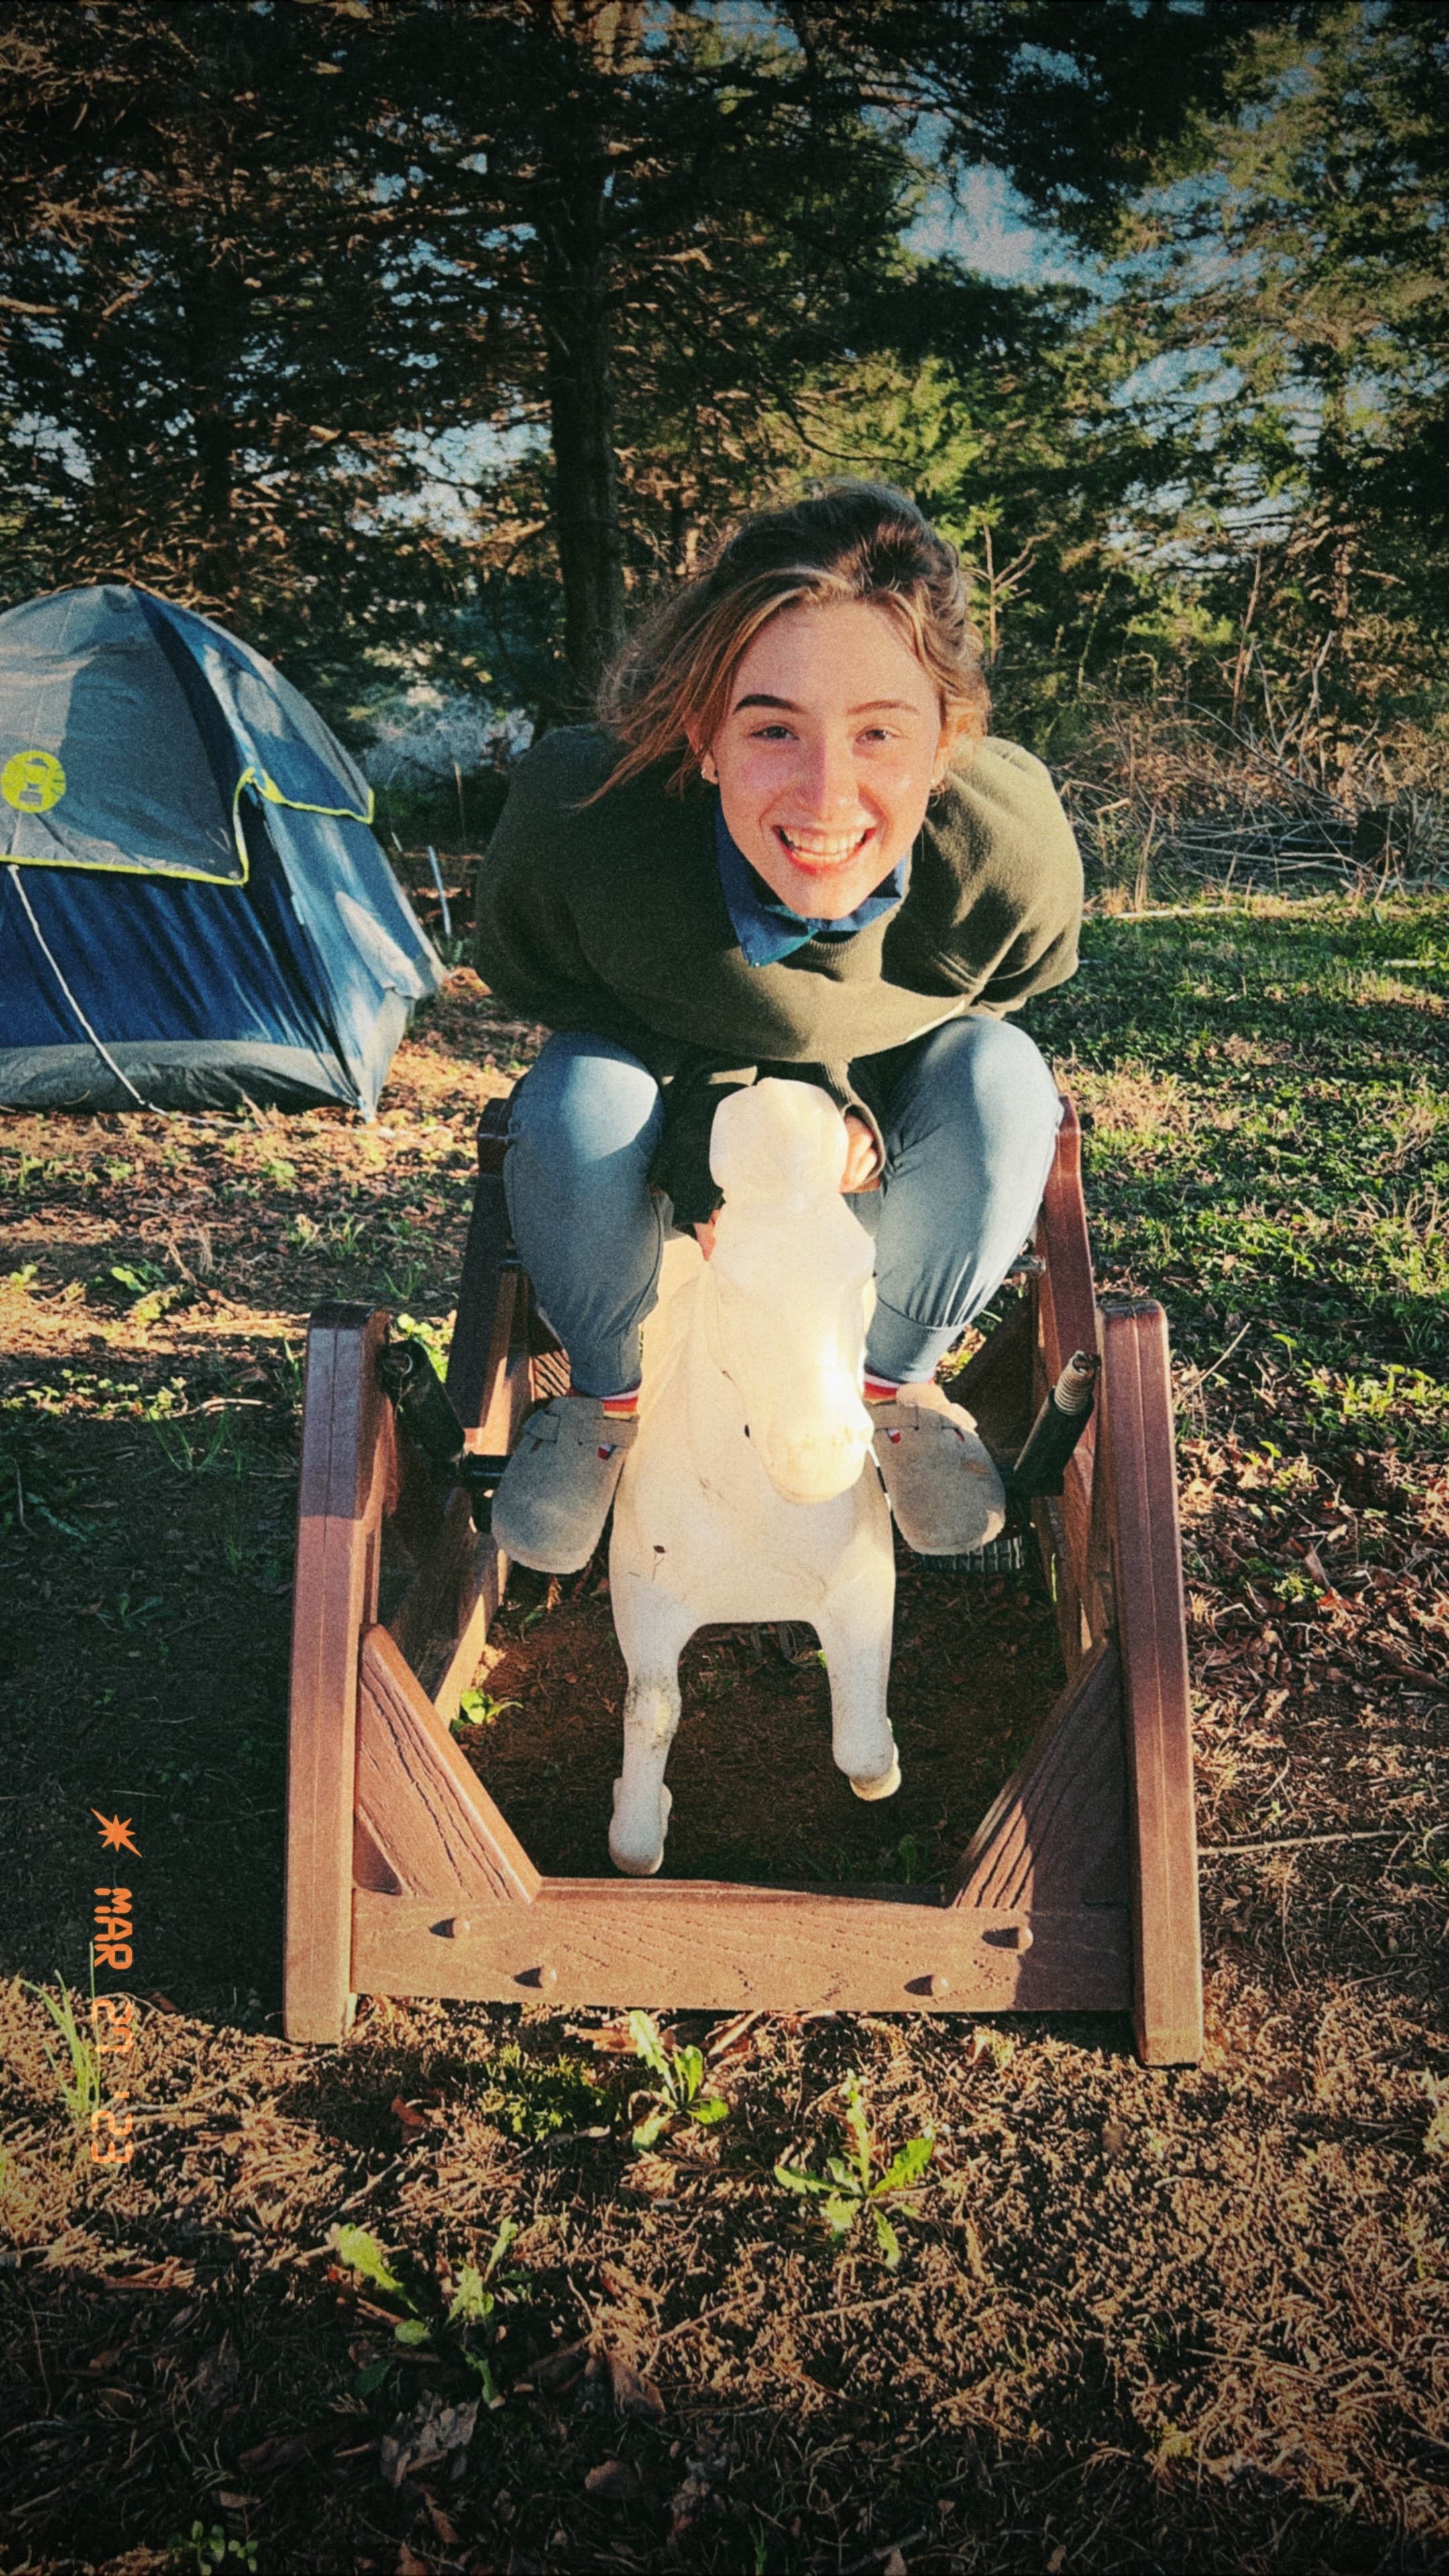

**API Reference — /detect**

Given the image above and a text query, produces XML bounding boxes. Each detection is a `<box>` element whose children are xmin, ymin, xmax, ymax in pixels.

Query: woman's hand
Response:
<box><xmin>695</xmin><ymin>1111</ymin><xmax>881</xmax><ymax>1257</ymax></box>
<box><xmin>841</xmin><ymin>1112</ymin><xmax>883</xmax><ymax>1193</ymax></box>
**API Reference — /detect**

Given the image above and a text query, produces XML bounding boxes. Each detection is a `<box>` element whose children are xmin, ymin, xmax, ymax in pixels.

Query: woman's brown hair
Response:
<box><xmin>590</xmin><ymin>480</ymin><xmax>990</xmax><ymax>800</ymax></box>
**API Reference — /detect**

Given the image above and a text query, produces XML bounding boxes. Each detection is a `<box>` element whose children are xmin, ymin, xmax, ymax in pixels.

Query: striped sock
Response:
<box><xmin>588</xmin><ymin>1386</ymin><xmax>641</xmax><ymax>1419</ymax></box>
<box><xmin>863</xmin><ymin>1373</ymin><xmax>902</xmax><ymax>1404</ymax></box>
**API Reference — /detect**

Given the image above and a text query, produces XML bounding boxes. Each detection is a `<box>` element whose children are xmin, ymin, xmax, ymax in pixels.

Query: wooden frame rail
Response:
<box><xmin>284</xmin><ymin>1093</ymin><xmax>1201</xmax><ymax>2062</ymax></box>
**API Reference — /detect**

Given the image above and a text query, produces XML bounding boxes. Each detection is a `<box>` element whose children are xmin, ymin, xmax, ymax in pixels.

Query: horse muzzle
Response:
<box><xmin>752</xmin><ymin>1415</ymin><xmax>873</xmax><ymax>1507</ymax></box>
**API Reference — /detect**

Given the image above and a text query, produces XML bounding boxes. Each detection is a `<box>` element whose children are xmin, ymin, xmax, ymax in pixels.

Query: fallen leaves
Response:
<box><xmin>585</xmin><ymin>2457</ymin><xmax>643</xmax><ymax>2501</ymax></box>
<box><xmin>379</xmin><ymin>2391</ymin><xmax>478</xmax><ymax>2487</ymax></box>
<box><xmin>599</xmin><ymin>2349</ymin><xmax>665</xmax><ymax>2422</ymax></box>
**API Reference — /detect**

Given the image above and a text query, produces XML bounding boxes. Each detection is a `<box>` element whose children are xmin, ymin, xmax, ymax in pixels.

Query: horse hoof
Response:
<box><xmin>610</xmin><ymin>1835</ymin><xmax>665</xmax><ymax>1877</ymax></box>
<box><xmin>608</xmin><ymin>1782</ymin><xmax>672</xmax><ymax>1876</ymax></box>
<box><xmin>849</xmin><ymin>1754</ymin><xmax>902</xmax><ymax>1802</ymax></box>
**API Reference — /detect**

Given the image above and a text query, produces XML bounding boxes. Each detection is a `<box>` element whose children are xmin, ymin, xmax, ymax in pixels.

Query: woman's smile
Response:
<box><xmin>773</xmin><ymin>821</ymin><xmax>877</xmax><ymax>869</ymax></box>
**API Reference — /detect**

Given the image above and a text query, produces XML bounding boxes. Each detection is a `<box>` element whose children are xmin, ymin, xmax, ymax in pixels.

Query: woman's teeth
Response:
<box><xmin>775</xmin><ymin>826</ymin><xmax>871</xmax><ymax>861</ymax></box>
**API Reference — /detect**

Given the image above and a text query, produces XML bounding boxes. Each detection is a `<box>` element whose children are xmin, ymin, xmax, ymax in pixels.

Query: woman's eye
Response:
<box><xmin>750</xmin><ymin>724</ymin><xmax>794</xmax><ymax>742</ymax></box>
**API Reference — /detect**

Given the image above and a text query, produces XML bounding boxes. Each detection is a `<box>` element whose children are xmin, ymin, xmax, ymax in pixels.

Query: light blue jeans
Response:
<box><xmin>502</xmin><ymin>1016</ymin><xmax>1063</xmax><ymax>1397</ymax></box>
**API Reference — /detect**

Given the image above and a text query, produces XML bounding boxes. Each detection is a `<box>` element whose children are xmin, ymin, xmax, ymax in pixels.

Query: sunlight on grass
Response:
<box><xmin>1026</xmin><ymin>894</ymin><xmax>1449</xmax><ymax>1431</ymax></box>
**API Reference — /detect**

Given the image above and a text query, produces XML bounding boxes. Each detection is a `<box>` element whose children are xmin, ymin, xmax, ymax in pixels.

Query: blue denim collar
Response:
<box><xmin>713</xmin><ymin>794</ymin><xmax>906</xmax><ymax>966</ymax></box>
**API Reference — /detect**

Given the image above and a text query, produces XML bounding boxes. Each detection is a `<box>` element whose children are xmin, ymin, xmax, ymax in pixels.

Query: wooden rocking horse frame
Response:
<box><xmin>283</xmin><ymin>1093</ymin><xmax>1202</xmax><ymax>2063</ymax></box>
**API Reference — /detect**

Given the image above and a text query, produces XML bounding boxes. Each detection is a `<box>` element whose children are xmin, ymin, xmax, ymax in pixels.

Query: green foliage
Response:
<box><xmin>451</xmin><ymin>1687</ymin><xmax>521</xmax><ymax>1740</ymax></box>
<box><xmin>1026</xmin><ymin>894</ymin><xmax>1449</xmax><ymax>1407</ymax></box>
<box><xmin>166</xmin><ymin>2526</ymin><xmax>257</xmax><ymax>2575</ymax></box>
<box><xmin>1109</xmin><ymin>0</ymin><xmax>1449</xmax><ymax>739</ymax></box>
<box><xmin>773</xmin><ymin>2076</ymin><xmax>934</xmax><ymax>2267</ymax></box>
<box><xmin>626</xmin><ymin>2010</ymin><xmax>729</xmax><ymax>2149</ymax></box>
<box><xmin>472</xmin><ymin>2044</ymin><xmax>605</xmax><ymax>2144</ymax></box>
<box><xmin>25</xmin><ymin>1972</ymin><xmax>101</xmax><ymax>2129</ymax></box>
<box><xmin>392</xmin><ymin>1312</ymin><xmax>452</xmax><ymax>1371</ymax></box>
<box><xmin>330</xmin><ymin>2215</ymin><xmax>520</xmax><ymax>2405</ymax></box>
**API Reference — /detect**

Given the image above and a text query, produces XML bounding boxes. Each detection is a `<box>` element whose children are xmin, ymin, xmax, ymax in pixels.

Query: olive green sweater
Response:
<box><xmin>474</xmin><ymin>726</ymin><xmax>1082</xmax><ymax>1224</ymax></box>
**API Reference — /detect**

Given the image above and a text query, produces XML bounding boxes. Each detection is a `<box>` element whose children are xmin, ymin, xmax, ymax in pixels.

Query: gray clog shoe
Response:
<box><xmin>870</xmin><ymin>1380</ymin><xmax>1006</xmax><ymax>1556</ymax></box>
<box><xmin>489</xmin><ymin>1396</ymin><xmax>639</xmax><ymax>1574</ymax></box>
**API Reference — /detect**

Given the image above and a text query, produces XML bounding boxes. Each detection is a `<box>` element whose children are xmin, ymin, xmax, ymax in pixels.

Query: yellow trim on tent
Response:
<box><xmin>1</xmin><ymin>766</ymin><xmax>376</xmax><ymax>888</ymax></box>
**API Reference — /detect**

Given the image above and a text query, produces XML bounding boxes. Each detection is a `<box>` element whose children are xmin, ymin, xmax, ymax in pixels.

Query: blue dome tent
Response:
<box><xmin>0</xmin><ymin>583</ymin><xmax>445</xmax><ymax>1114</ymax></box>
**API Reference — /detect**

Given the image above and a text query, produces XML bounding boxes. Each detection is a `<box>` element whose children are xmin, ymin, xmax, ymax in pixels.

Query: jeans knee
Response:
<box><xmin>510</xmin><ymin>1034</ymin><xmax>662</xmax><ymax>1172</ymax></box>
<box><xmin>904</xmin><ymin>1014</ymin><xmax>1060</xmax><ymax>1150</ymax></box>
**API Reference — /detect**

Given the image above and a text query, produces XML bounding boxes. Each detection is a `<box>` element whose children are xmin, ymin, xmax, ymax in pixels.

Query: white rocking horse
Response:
<box><xmin>608</xmin><ymin>1079</ymin><xmax>899</xmax><ymax>1877</ymax></box>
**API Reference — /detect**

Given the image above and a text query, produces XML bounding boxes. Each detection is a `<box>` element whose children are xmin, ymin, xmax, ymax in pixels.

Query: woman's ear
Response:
<box><xmin>684</xmin><ymin>720</ymin><xmax>718</xmax><ymax>785</ymax></box>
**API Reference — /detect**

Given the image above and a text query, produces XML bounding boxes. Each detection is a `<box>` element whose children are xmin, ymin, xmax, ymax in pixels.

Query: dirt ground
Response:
<box><xmin>2</xmin><ymin>911</ymin><xmax>1448</xmax><ymax>2576</ymax></box>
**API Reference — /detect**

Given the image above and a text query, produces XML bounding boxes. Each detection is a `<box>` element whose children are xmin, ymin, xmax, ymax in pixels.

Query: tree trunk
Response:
<box><xmin>180</xmin><ymin>250</ymin><xmax>239</xmax><ymax>596</ymax></box>
<box><xmin>540</xmin><ymin>181</ymin><xmax>626</xmax><ymax>710</ymax></box>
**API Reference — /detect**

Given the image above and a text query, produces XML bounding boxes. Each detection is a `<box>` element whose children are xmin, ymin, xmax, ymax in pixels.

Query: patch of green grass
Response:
<box><xmin>2</xmin><ymin>1370</ymin><xmax>193</xmax><ymax>1424</ymax></box>
<box><xmin>167</xmin><ymin>2524</ymin><xmax>257</xmax><ymax>2574</ymax></box>
<box><xmin>330</xmin><ymin>2215</ymin><xmax>521</xmax><ymax>2405</ymax></box>
<box><xmin>25</xmin><ymin>1972</ymin><xmax>102</xmax><ymax>2129</ymax></box>
<box><xmin>451</xmin><ymin>1686</ymin><xmax>521</xmax><ymax>1740</ymax></box>
<box><xmin>1024</xmin><ymin>893</ymin><xmax>1449</xmax><ymax>1438</ymax></box>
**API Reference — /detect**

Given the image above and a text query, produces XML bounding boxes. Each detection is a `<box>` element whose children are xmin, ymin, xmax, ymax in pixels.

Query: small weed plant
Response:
<box><xmin>25</xmin><ymin>1970</ymin><xmax>101</xmax><ymax>2129</ymax></box>
<box><xmin>627</xmin><ymin>2010</ymin><xmax>728</xmax><ymax>2148</ymax></box>
<box><xmin>774</xmin><ymin>2074</ymin><xmax>934</xmax><ymax>2267</ymax></box>
<box><xmin>393</xmin><ymin>1310</ymin><xmax>453</xmax><ymax>1369</ymax></box>
<box><xmin>451</xmin><ymin>1686</ymin><xmax>521</xmax><ymax>1740</ymax></box>
<box><xmin>168</xmin><ymin>2525</ymin><xmax>257</xmax><ymax>2575</ymax></box>
<box><xmin>330</xmin><ymin>2214</ymin><xmax>520</xmax><ymax>2404</ymax></box>
<box><xmin>472</xmin><ymin>2041</ymin><xmax>605</xmax><ymax>2141</ymax></box>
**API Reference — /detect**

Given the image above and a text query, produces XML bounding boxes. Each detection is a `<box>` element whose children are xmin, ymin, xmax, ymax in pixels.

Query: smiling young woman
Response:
<box><xmin>473</xmin><ymin>482</ymin><xmax>1082</xmax><ymax>1574</ymax></box>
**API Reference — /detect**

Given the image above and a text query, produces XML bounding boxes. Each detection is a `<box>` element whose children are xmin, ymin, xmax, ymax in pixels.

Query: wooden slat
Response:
<box><xmin>473</xmin><ymin>1269</ymin><xmax>533</xmax><ymax>1459</ymax></box>
<box><xmin>387</xmin><ymin>1485</ymin><xmax>477</xmax><ymax>1678</ymax></box>
<box><xmin>950</xmin><ymin>1640</ymin><xmax>1128</xmax><ymax>1912</ymax></box>
<box><xmin>352</xmin><ymin>1884</ymin><xmax>1130</xmax><ymax>2015</ymax></box>
<box><xmin>1035</xmin><ymin>1097</ymin><xmax>1097</xmax><ymax>1385</ymax></box>
<box><xmin>285</xmin><ymin>1307</ymin><xmax>392</xmax><ymax>2043</ymax></box>
<box><xmin>427</xmin><ymin>1527</ymin><xmax>506</xmax><ymax>1728</ymax></box>
<box><xmin>445</xmin><ymin>1105</ymin><xmax>516</xmax><ymax>1434</ymax></box>
<box><xmin>1099</xmin><ymin>1302</ymin><xmax>1203</xmax><ymax>2065</ymax></box>
<box><xmin>356</xmin><ymin>1627</ymin><xmax>540</xmax><ymax>1904</ymax></box>
<box><xmin>949</xmin><ymin>1287</ymin><xmax>1035</xmax><ymax>1459</ymax></box>
<box><xmin>1030</xmin><ymin>1095</ymin><xmax>1098</xmax><ymax>1666</ymax></box>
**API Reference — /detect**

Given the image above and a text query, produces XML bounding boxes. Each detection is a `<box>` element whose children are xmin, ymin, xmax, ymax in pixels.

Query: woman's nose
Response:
<box><xmin>794</xmin><ymin>731</ymin><xmax>861</xmax><ymax>816</ymax></box>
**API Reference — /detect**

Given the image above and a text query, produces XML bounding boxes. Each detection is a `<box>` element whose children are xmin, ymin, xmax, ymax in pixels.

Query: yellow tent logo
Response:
<box><xmin>3</xmin><ymin>748</ymin><xmax>66</xmax><ymax>813</ymax></box>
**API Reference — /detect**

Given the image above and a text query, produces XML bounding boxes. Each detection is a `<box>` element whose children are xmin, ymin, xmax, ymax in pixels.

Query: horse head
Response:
<box><xmin>702</xmin><ymin>1080</ymin><xmax>875</xmax><ymax>1505</ymax></box>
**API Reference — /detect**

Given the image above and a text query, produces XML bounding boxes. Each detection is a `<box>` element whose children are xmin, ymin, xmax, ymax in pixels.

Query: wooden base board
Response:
<box><xmin>352</xmin><ymin>1886</ymin><xmax>1130</xmax><ymax>2015</ymax></box>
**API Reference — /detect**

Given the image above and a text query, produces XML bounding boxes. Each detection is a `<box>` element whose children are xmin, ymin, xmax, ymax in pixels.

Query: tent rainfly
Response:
<box><xmin>0</xmin><ymin>583</ymin><xmax>445</xmax><ymax>1114</ymax></box>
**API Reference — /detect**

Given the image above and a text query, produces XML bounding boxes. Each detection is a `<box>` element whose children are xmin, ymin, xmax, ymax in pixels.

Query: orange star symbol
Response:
<box><xmin>93</xmin><ymin>1811</ymin><xmax>141</xmax><ymax>1857</ymax></box>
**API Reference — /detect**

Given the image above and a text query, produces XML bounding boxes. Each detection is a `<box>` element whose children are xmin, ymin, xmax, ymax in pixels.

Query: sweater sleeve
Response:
<box><xmin>472</xmin><ymin>735</ymin><xmax>664</xmax><ymax>1055</ymax></box>
<box><xmin>904</xmin><ymin>739</ymin><xmax>1083</xmax><ymax>1016</ymax></box>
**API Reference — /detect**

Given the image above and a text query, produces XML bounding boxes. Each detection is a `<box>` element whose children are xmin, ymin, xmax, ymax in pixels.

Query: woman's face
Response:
<box><xmin>702</xmin><ymin>598</ymin><xmax>959</xmax><ymax>920</ymax></box>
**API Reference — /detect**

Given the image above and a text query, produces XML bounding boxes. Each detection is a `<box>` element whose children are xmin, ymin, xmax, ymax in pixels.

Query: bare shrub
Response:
<box><xmin>1055</xmin><ymin>702</ymin><xmax>1449</xmax><ymax>898</ymax></box>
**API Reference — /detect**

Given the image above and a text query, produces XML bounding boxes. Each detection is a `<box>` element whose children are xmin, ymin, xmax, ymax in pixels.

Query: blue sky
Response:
<box><xmin>907</xmin><ymin>163</ymin><xmax>1083</xmax><ymax>288</ymax></box>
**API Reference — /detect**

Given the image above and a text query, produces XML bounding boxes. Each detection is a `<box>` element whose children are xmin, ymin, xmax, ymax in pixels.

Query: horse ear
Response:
<box><xmin>710</xmin><ymin>1080</ymin><xmax>847</xmax><ymax>1204</ymax></box>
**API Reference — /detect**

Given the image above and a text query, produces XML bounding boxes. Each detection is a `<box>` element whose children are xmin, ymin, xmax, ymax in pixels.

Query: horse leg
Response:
<box><xmin>814</xmin><ymin>1579</ymin><xmax>900</xmax><ymax>1801</ymax></box>
<box><xmin>608</xmin><ymin>1585</ymin><xmax>694</xmax><ymax>1876</ymax></box>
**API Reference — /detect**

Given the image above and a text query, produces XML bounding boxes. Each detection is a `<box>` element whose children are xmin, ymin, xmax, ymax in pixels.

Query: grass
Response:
<box><xmin>24</xmin><ymin>1970</ymin><xmax>102</xmax><ymax>2131</ymax></box>
<box><xmin>1028</xmin><ymin>891</ymin><xmax>1449</xmax><ymax>1413</ymax></box>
